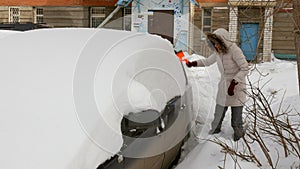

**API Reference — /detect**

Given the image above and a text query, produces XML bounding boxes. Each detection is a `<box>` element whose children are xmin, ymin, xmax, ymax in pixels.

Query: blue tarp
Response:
<box><xmin>274</xmin><ymin>53</ymin><xmax>297</xmax><ymax>60</ymax></box>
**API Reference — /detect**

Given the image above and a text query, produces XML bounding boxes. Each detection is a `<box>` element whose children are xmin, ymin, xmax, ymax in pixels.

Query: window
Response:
<box><xmin>35</xmin><ymin>8</ymin><xmax>44</xmax><ymax>24</ymax></box>
<box><xmin>9</xmin><ymin>7</ymin><xmax>20</xmax><ymax>23</ymax></box>
<box><xmin>202</xmin><ymin>8</ymin><xmax>212</xmax><ymax>33</ymax></box>
<box><xmin>90</xmin><ymin>7</ymin><xmax>106</xmax><ymax>28</ymax></box>
<box><xmin>123</xmin><ymin>7</ymin><xmax>131</xmax><ymax>31</ymax></box>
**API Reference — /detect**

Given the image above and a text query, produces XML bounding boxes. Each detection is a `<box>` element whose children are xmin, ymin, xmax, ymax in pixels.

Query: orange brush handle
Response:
<box><xmin>176</xmin><ymin>51</ymin><xmax>188</xmax><ymax>63</ymax></box>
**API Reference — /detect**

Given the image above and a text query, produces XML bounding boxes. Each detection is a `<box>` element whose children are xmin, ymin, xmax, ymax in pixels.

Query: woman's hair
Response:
<box><xmin>206</xmin><ymin>33</ymin><xmax>228</xmax><ymax>54</ymax></box>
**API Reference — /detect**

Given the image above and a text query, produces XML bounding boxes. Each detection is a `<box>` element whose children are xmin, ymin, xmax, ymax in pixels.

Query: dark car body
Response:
<box><xmin>0</xmin><ymin>22</ymin><xmax>52</xmax><ymax>31</ymax></box>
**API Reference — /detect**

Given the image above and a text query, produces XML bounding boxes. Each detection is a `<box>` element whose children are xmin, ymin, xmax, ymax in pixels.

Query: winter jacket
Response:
<box><xmin>196</xmin><ymin>28</ymin><xmax>249</xmax><ymax>106</ymax></box>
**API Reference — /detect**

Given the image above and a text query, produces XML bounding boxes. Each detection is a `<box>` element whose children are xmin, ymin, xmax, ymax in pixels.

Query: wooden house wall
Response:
<box><xmin>0</xmin><ymin>6</ymin><xmax>125</xmax><ymax>29</ymax></box>
<box><xmin>272</xmin><ymin>10</ymin><xmax>296</xmax><ymax>55</ymax></box>
<box><xmin>0</xmin><ymin>6</ymin><xmax>34</xmax><ymax>23</ymax></box>
<box><xmin>0</xmin><ymin>7</ymin><xmax>9</xmax><ymax>23</ymax></box>
<box><xmin>44</xmin><ymin>6</ymin><xmax>123</xmax><ymax>28</ymax></box>
<box><xmin>43</xmin><ymin>7</ymin><xmax>88</xmax><ymax>27</ymax></box>
<box><xmin>211</xmin><ymin>7</ymin><xmax>229</xmax><ymax>31</ymax></box>
<box><xmin>192</xmin><ymin>7</ymin><xmax>203</xmax><ymax>54</ymax></box>
<box><xmin>192</xmin><ymin>6</ymin><xmax>229</xmax><ymax>56</ymax></box>
<box><xmin>0</xmin><ymin>0</ymin><xmax>116</xmax><ymax>6</ymax></box>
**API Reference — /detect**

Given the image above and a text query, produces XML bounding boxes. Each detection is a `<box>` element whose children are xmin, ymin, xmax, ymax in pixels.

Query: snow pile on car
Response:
<box><xmin>0</xmin><ymin>28</ymin><xmax>186</xmax><ymax>169</ymax></box>
<box><xmin>0</xmin><ymin>29</ymin><xmax>20</xmax><ymax>39</ymax></box>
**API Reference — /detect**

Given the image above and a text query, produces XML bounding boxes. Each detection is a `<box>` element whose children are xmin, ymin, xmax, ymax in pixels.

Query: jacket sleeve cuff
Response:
<box><xmin>196</xmin><ymin>60</ymin><xmax>204</xmax><ymax>67</ymax></box>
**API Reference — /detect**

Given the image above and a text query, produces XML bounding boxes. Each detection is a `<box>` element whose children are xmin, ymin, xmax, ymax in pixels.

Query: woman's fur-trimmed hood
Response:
<box><xmin>207</xmin><ymin>28</ymin><xmax>233</xmax><ymax>54</ymax></box>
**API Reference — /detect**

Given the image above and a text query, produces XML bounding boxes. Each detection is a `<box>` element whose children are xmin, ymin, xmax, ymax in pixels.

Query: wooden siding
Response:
<box><xmin>20</xmin><ymin>7</ymin><xmax>34</xmax><ymax>23</ymax></box>
<box><xmin>0</xmin><ymin>6</ymin><xmax>34</xmax><ymax>23</ymax></box>
<box><xmin>0</xmin><ymin>0</ymin><xmax>116</xmax><ymax>6</ymax></box>
<box><xmin>0</xmin><ymin>7</ymin><xmax>9</xmax><ymax>23</ymax></box>
<box><xmin>211</xmin><ymin>7</ymin><xmax>229</xmax><ymax>31</ymax></box>
<box><xmin>192</xmin><ymin>7</ymin><xmax>229</xmax><ymax>56</ymax></box>
<box><xmin>43</xmin><ymin>6</ymin><xmax>124</xmax><ymax>28</ymax></box>
<box><xmin>272</xmin><ymin>11</ymin><xmax>296</xmax><ymax>55</ymax></box>
<box><xmin>192</xmin><ymin>7</ymin><xmax>203</xmax><ymax>55</ymax></box>
<box><xmin>44</xmin><ymin>7</ymin><xmax>123</xmax><ymax>29</ymax></box>
<box><xmin>197</xmin><ymin>0</ymin><xmax>227</xmax><ymax>3</ymax></box>
<box><xmin>229</xmin><ymin>1</ymin><xmax>276</xmax><ymax>7</ymax></box>
<box><xmin>0</xmin><ymin>6</ymin><xmax>126</xmax><ymax>29</ymax></box>
<box><xmin>43</xmin><ymin>7</ymin><xmax>89</xmax><ymax>27</ymax></box>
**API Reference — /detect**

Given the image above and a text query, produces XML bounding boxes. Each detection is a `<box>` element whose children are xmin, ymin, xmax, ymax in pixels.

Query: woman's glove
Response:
<box><xmin>228</xmin><ymin>79</ymin><xmax>238</xmax><ymax>96</ymax></box>
<box><xmin>186</xmin><ymin>61</ymin><xmax>197</xmax><ymax>68</ymax></box>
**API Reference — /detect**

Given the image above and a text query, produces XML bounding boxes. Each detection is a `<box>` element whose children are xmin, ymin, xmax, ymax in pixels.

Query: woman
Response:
<box><xmin>187</xmin><ymin>28</ymin><xmax>249</xmax><ymax>141</ymax></box>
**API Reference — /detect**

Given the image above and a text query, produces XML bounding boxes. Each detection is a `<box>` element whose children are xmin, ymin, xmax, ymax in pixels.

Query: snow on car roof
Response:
<box><xmin>0</xmin><ymin>29</ymin><xmax>21</xmax><ymax>39</ymax></box>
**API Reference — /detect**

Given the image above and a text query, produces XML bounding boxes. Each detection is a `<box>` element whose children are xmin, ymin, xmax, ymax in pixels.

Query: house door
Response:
<box><xmin>240</xmin><ymin>23</ymin><xmax>259</xmax><ymax>61</ymax></box>
<box><xmin>148</xmin><ymin>10</ymin><xmax>174</xmax><ymax>44</ymax></box>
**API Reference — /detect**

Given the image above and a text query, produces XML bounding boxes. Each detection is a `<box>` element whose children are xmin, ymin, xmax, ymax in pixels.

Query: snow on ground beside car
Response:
<box><xmin>176</xmin><ymin>53</ymin><xmax>300</xmax><ymax>169</ymax></box>
<box><xmin>0</xmin><ymin>28</ymin><xmax>186</xmax><ymax>169</ymax></box>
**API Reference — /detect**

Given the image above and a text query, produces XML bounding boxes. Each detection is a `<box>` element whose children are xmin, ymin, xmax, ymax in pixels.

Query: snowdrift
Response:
<box><xmin>0</xmin><ymin>28</ymin><xmax>186</xmax><ymax>169</ymax></box>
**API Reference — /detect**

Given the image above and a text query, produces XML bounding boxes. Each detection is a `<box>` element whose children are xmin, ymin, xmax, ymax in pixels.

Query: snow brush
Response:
<box><xmin>175</xmin><ymin>50</ymin><xmax>188</xmax><ymax>64</ymax></box>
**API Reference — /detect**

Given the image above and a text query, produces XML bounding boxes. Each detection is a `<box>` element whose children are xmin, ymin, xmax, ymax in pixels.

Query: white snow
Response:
<box><xmin>0</xmin><ymin>28</ymin><xmax>186</xmax><ymax>169</ymax></box>
<box><xmin>0</xmin><ymin>27</ymin><xmax>299</xmax><ymax>169</ymax></box>
<box><xmin>0</xmin><ymin>30</ymin><xmax>20</xmax><ymax>39</ymax></box>
<box><xmin>176</xmin><ymin>54</ymin><xmax>300</xmax><ymax>169</ymax></box>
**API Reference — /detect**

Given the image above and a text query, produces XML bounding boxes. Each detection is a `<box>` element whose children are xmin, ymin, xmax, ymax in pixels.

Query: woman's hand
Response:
<box><xmin>186</xmin><ymin>61</ymin><xmax>197</xmax><ymax>68</ymax></box>
<box><xmin>228</xmin><ymin>79</ymin><xmax>238</xmax><ymax>96</ymax></box>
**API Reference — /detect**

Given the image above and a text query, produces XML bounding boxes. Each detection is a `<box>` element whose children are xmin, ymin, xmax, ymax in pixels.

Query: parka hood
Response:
<box><xmin>213</xmin><ymin>28</ymin><xmax>233</xmax><ymax>48</ymax></box>
<box><xmin>207</xmin><ymin>28</ymin><xmax>233</xmax><ymax>54</ymax></box>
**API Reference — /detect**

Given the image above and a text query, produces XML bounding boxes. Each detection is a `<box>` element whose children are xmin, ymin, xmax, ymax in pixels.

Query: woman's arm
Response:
<box><xmin>196</xmin><ymin>53</ymin><xmax>217</xmax><ymax>67</ymax></box>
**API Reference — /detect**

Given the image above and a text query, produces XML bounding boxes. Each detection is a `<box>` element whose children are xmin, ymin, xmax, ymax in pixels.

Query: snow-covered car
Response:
<box><xmin>0</xmin><ymin>28</ymin><xmax>194</xmax><ymax>169</ymax></box>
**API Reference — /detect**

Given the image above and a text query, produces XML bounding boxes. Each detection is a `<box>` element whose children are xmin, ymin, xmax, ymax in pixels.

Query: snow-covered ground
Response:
<box><xmin>176</xmin><ymin>54</ymin><xmax>300</xmax><ymax>169</ymax></box>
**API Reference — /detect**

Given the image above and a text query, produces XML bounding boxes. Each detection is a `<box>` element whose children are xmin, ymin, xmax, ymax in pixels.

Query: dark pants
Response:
<box><xmin>211</xmin><ymin>104</ymin><xmax>243</xmax><ymax>132</ymax></box>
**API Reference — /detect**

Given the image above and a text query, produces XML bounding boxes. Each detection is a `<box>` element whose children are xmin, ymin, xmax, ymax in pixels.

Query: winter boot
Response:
<box><xmin>233</xmin><ymin>127</ymin><xmax>245</xmax><ymax>141</ymax></box>
<box><xmin>231</xmin><ymin>106</ymin><xmax>244</xmax><ymax>141</ymax></box>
